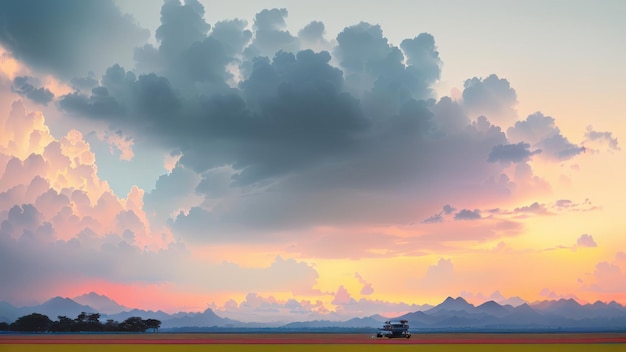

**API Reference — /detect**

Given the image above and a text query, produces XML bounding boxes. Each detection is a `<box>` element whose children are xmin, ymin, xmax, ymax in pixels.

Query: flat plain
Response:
<box><xmin>2</xmin><ymin>333</ymin><xmax>626</xmax><ymax>351</ymax></box>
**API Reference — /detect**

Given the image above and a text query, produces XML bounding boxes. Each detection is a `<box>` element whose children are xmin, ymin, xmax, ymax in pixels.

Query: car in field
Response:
<box><xmin>374</xmin><ymin>320</ymin><xmax>411</xmax><ymax>339</ymax></box>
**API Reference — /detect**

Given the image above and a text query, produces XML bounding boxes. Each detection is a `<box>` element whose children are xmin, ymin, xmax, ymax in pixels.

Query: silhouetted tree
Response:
<box><xmin>119</xmin><ymin>316</ymin><xmax>146</xmax><ymax>332</ymax></box>
<box><xmin>85</xmin><ymin>312</ymin><xmax>102</xmax><ymax>331</ymax></box>
<box><xmin>50</xmin><ymin>315</ymin><xmax>74</xmax><ymax>332</ymax></box>
<box><xmin>103</xmin><ymin>319</ymin><xmax>119</xmax><ymax>332</ymax></box>
<box><xmin>11</xmin><ymin>313</ymin><xmax>52</xmax><ymax>332</ymax></box>
<box><xmin>9</xmin><ymin>312</ymin><xmax>160</xmax><ymax>333</ymax></box>
<box><xmin>144</xmin><ymin>318</ymin><xmax>161</xmax><ymax>333</ymax></box>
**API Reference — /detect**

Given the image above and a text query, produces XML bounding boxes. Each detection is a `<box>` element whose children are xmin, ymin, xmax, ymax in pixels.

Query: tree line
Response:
<box><xmin>0</xmin><ymin>312</ymin><xmax>161</xmax><ymax>333</ymax></box>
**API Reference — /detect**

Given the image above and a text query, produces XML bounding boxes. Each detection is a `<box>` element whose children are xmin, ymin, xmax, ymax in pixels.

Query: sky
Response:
<box><xmin>0</xmin><ymin>0</ymin><xmax>625</xmax><ymax>322</ymax></box>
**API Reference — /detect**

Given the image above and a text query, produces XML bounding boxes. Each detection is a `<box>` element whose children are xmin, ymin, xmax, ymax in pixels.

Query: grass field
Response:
<box><xmin>2</xmin><ymin>333</ymin><xmax>626</xmax><ymax>351</ymax></box>
<box><xmin>3</xmin><ymin>344</ymin><xmax>626</xmax><ymax>352</ymax></box>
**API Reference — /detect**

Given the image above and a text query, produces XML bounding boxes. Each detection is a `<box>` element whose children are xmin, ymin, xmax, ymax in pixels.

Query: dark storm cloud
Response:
<box><xmin>488</xmin><ymin>142</ymin><xmax>541</xmax><ymax>164</ymax></box>
<box><xmin>0</xmin><ymin>0</ymin><xmax>149</xmax><ymax>78</ymax></box>
<box><xmin>11</xmin><ymin>76</ymin><xmax>54</xmax><ymax>105</ymax></box>
<box><xmin>507</xmin><ymin>112</ymin><xmax>585</xmax><ymax>160</ymax></box>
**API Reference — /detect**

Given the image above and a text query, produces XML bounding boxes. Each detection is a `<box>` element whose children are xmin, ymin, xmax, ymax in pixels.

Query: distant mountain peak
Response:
<box><xmin>73</xmin><ymin>292</ymin><xmax>128</xmax><ymax>315</ymax></box>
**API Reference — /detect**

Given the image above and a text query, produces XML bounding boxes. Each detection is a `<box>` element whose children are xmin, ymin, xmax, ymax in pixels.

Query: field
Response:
<box><xmin>2</xmin><ymin>333</ymin><xmax>626</xmax><ymax>351</ymax></box>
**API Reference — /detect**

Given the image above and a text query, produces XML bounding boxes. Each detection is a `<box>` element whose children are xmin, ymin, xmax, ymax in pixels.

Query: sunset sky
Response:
<box><xmin>1</xmin><ymin>0</ymin><xmax>625</xmax><ymax>322</ymax></box>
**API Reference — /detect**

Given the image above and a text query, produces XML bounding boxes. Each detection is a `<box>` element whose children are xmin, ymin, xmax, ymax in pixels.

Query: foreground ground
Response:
<box><xmin>2</xmin><ymin>332</ymin><xmax>626</xmax><ymax>351</ymax></box>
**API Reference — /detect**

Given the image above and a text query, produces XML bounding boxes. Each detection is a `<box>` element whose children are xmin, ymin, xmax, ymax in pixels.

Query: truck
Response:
<box><xmin>374</xmin><ymin>320</ymin><xmax>411</xmax><ymax>339</ymax></box>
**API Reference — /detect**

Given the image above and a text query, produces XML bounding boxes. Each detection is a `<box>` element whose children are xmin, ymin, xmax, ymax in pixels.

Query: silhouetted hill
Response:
<box><xmin>161</xmin><ymin>308</ymin><xmax>240</xmax><ymax>329</ymax></box>
<box><xmin>106</xmin><ymin>308</ymin><xmax>172</xmax><ymax>323</ymax></box>
<box><xmin>0</xmin><ymin>301</ymin><xmax>18</xmax><ymax>323</ymax></box>
<box><xmin>426</xmin><ymin>296</ymin><xmax>474</xmax><ymax>314</ymax></box>
<box><xmin>3</xmin><ymin>294</ymin><xmax>626</xmax><ymax>332</ymax></box>
<box><xmin>74</xmin><ymin>292</ymin><xmax>128</xmax><ymax>315</ymax></box>
<box><xmin>476</xmin><ymin>300</ymin><xmax>511</xmax><ymax>318</ymax></box>
<box><xmin>25</xmin><ymin>297</ymin><xmax>97</xmax><ymax>319</ymax></box>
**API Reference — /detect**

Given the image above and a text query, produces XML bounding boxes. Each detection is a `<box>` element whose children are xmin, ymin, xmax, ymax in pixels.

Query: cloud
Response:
<box><xmin>11</xmin><ymin>76</ymin><xmax>54</xmax><ymax>105</ymax></box>
<box><xmin>577</xmin><ymin>234</ymin><xmax>597</xmax><ymax>248</ymax></box>
<box><xmin>423</xmin><ymin>205</ymin><xmax>457</xmax><ymax>223</ymax></box>
<box><xmin>0</xmin><ymin>0</ymin><xmax>149</xmax><ymax>78</ymax></box>
<box><xmin>512</xmin><ymin>202</ymin><xmax>550</xmax><ymax>216</ymax></box>
<box><xmin>47</xmin><ymin>3</ymin><xmax>538</xmax><ymax>244</ymax></box>
<box><xmin>423</xmin><ymin>213</ymin><xmax>443</xmax><ymax>224</ymax></box>
<box><xmin>584</xmin><ymin>126</ymin><xmax>620</xmax><ymax>152</ymax></box>
<box><xmin>488</xmin><ymin>142</ymin><xmax>541</xmax><ymax>164</ymax></box>
<box><xmin>96</xmin><ymin>129</ymin><xmax>134</xmax><ymax>161</ymax></box>
<box><xmin>298</xmin><ymin>21</ymin><xmax>331</xmax><ymax>52</ymax></box>
<box><xmin>143</xmin><ymin>164</ymin><xmax>202</xmax><ymax>225</ymax></box>
<box><xmin>443</xmin><ymin>205</ymin><xmax>456</xmax><ymax>215</ymax></box>
<box><xmin>507</xmin><ymin>112</ymin><xmax>585</xmax><ymax>161</ymax></box>
<box><xmin>462</xmin><ymin>74</ymin><xmax>517</xmax><ymax>124</ymax></box>
<box><xmin>355</xmin><ymin>273</ymin><xmax>374</xmax><ymax>295</ymax></box>
<box><xmin>1</xmin><ymin>2</ymin><xmax>604</xmax><ymax>313</ymax></box>
<box><xmin>247</xmin><ymin>8</ymin><xmax>299</xmax><ymax>59</ymax></box>
<box><xmin>214</xmin><ymin>292</ymin><xmax>329</xmax><ymax>323</ymax></box>
<box><xmin>331</xmin><ymin>285</ymin><xmax>354</xmax><ymax>305</ymax></box>
<box><xmin>334</xmin><ymin>23</ymin><xmax>440</xmax><ymax>102</ymax></box>
<box><xmin>454</xmin><ymin>209</ymin><xmax>481</xmax><ymax>221</ymax></box>
<box><xmin>583</xmin><ymin>255</ymin><xmax>626</xmax><ymax>293</ymax></box>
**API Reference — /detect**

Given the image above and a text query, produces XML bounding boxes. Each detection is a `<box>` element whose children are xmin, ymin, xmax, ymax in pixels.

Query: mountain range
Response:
<box><xmin>2</xmin><ymin>294</ymin><xmax>626</xmax><ymax>331</ymax></box>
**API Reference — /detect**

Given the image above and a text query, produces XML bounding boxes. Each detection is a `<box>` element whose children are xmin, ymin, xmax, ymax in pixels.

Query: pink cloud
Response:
<box><xmin>577</xmin><ymin>234</ymin><xmax>597</xmax><ymax>248</ymax></box>
<box><xmin>331</xmin><ymin>285</ymin><xmax>353</xmax><ymax>305</ymax></box>
<box><xmin>355</xmin><ymin>272</ymin><xmax>374</xmax><ymax>295</ymax></box>
<box><xmin>98</xmin><ymin>129</ymin><xmax>135</xmax><ymax>161</ymax></box>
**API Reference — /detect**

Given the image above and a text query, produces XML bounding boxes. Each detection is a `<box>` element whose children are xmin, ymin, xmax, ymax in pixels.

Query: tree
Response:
<box><xmin>0</xmin><ymin>322</ymin><xmax>9</xmax><ymax>331</ymax></box>
<box><xmin>11</xmin><ymin>313</ymin><xmax>52</xmax><ymax>332</ymax></box>
<box><xmin>103</xmin><ymin>319</ymin><xmax>119</xmax><ymax>332</ymax></box>
<box><xmin>85</xmin><ymin>313</ymin><xmax>102</xmax><ymax>331</ymax></box>
<box><xmin>51</xmin><ymin>315</ymin><xmax>74</xmax><ymax>332</ymax></box>
<box><xmin>144</xmin><ymin>318</ymin><xmax>161</xmax><ymax>333</ymax></box>
<box><xmin>119</xmin><ymin>316</ymin><xmax>146</xmax><ymax>332</ymax></box>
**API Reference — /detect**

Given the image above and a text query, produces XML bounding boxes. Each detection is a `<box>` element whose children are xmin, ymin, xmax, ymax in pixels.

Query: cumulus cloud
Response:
<box><xmin>331</xmin><ymin>285</ymin><xmax>354</xmax><ymax>305</ymax></box>
<box><xmin>584</xmin><ymin>126</ymin><xmax>620</xmax><ymax>152</ymax></box>
<box><xmin>583</xmin><ymin>253</ymin><xmax>626</xmax><ymax>293</ymax></box>
<box><xmin>11</xmin><ymin>76</ymin><xmax>54</xmax><ymax>105</ymax></box>
<box><xmin>507</xmin><ymin>112</ymin><xmax>585</xmax><ymax>161</ymax></box>
<box><xmin>355</xmin><ymin>272</ymin><xmax>374</xmax><ymax>295</ymax></box>
<box><xmin>298</xmin><ymin>21</ymin><xmax>331</xmax><ymax>52</ymax></box>
<box><xmin>47</xmin><ymin>3</ymin><xmax>536</xmax><ymax>245</ymax></box>
<box><xmin>577</xmin><ymin>234</ymin><xmax>597</xmax><ymax>248</ymax></box>
<box><xmin>488</xmin><ymin>142</ymin><xmax>541</xmax><ymax>164</ymax></box>
<box><xmin>247</xmin><ymin>8</ymin><xmax>299</xmax><ymax>58</ymax></box>
<box><xmin>214</xmin><ymin>292</ymin><xmax>329</xmax><ymax>323</ymax></box>
<box><xmin>462</xmin><ymin>74</ymin><xmax>517</xmax><ymax>124</ymax></box>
